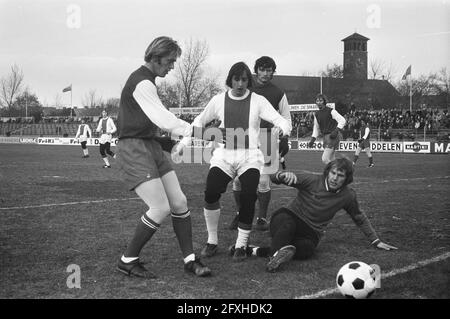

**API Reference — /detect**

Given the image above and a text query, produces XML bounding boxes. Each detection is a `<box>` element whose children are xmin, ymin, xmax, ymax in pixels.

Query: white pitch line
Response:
<box><xmin>1</xmin><ymin>175</ymin><xmax>448</xmax><ymax>211</ymax></box>
<box><xmin>0</xmin><ymin>197</ymin><xmax>140</xmax><ymax>211</ymax></box>
<box><xmin>296</xmin><ymin>252</ymin><xmax>450</xmax><ymax>299</ymax></box>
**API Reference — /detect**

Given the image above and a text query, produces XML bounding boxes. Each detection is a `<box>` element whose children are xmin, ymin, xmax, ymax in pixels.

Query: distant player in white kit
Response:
<box><xmin>75</xmin><ymin>119</ymin><xmax>92</xmax><ymax>158</ymax></box>
<box><xmin>96</xmin><ymin>110</ymin><xmax>117</xmax><ymax>168</ymax></box>
<box><xmin>353</xmin><ymin>119</ymin><xmax>374</xmax><ymax>167</ymax></box>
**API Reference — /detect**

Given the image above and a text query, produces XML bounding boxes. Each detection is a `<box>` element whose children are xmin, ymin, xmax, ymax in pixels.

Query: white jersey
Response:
<box><xmin>75</xmin><ymin>123</ymin><xmax>92</xmax><ymax>142</ymax></box>
<box><xmin>181</xmin><ymin>90</ymin><xmax>291</xmax><ymax>149</ymax></box>
<box><xmin>96</xmin><ymin>117</ymin><xmax>117</xmax><ymax>144</ymax></box>
<box><xmin>180</xmin><ymin>89</ymin><xmax>291</xmax><ymax>176</ymax></box>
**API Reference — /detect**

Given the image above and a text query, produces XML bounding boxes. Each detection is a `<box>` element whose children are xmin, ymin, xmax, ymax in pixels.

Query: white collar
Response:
<box><xmin>227</xmin><ymin>89</ymin><xmax>250</xmax><ymax>100</ymax></box>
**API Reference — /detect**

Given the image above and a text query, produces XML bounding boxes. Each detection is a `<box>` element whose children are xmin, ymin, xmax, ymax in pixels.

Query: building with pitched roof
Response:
<box><xmin>272</xmin><ymin>32</ymin><xmax>400</xmax><ymax>113</ymax></box>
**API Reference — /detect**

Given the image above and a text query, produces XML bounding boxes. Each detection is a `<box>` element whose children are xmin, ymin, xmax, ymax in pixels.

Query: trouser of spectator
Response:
<box><xmin>99</xmin><ymin>142</ymin><xmax>115</xmax><ymax>158</ymax></box>
<box><xmin>269</xmin><ymin>207</ymin><xmax>319</xmax><ymax>260</ymax></box>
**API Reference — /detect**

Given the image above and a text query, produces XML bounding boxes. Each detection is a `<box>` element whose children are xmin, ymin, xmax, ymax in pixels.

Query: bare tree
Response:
<box><xmin>157</xmin><ymin>80</ymin><xmax>181</xmax><ymax>109</ymax></box>
<box><xmin>157</xmin><ymin>38</ymin><xmax>221</xmax><ymax>109</ymax></box>
<box><xmin>0</xmin><ymin>64</ymin><xmax>24</xmax><ymax>114</ymax></box>
<box><xmin>369</xmin><ymin>59</ymin><xmax>396</xmax><ymax>81</ymax></box>
<box><xmin>320</xmin><ymin>64</ymin><xmax>343</xmax><ymax>78</ymax></box>
<box><xmin>176</xmin><ymin>38</ymin><xmax>214</xmax><ymax>108</ymax></box>
<box><xmin>81</xmin><ymin>89</ymin><xmax>103</xmax><ymax>108</ymax></box>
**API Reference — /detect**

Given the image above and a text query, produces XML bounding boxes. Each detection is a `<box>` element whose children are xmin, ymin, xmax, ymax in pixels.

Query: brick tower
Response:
<box><xmin>342</xmin><ymin>33</ymin><xmax>369</xmax><ymax>80</ymax></box>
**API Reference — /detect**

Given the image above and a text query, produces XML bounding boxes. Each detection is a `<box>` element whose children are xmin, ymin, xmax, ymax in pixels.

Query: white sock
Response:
<box><xmin>183</xmin><ymin>253</ymin><xmax>195</xmax><ymax>264</ymax></box>
<box><xmin>83</xmin><ymin>149</ymin><xmax>88</xmax><ymax>156</ymax></box>
<box><xmin>235</xmin><ymin>228</ymin><xmax>251</xmax><ymax>249</ymax></box>
<box><xmin>103</xmin><ymin>157</ymin><xmax>110</xmax><ymax>166</ymax></box>
<box><xmin>204</xmin><ymin>208</ymin><xmax>220</xmax><ymax>245</ymax></box>
<box><xmin>121</xmin><ymin>255</ymin><xmax>139</xmax><ymax>263</ymax></box>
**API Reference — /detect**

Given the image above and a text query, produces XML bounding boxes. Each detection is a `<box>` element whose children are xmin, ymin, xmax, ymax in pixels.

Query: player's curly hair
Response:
<box><xmin>225</xmin><ymin>62</ymin><xmax>253</xmax><ymax>88</ymax></box>
<box><xmin>144</xmin><ymin>36</ymin><xmax>182</xmax><ymax>62</ymax></box>
<box><xmin>254</xmin><ymin>56</ymin><xmax>277</xmax><ymax>73</ymax></box>
<box><xmin>323</xmin><ymin>157</ymin><xmax>354</xmax><ymax>187</ymax></box>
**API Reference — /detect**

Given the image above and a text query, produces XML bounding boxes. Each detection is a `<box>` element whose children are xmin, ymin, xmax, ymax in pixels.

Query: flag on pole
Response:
<box><xmin>401</xmin><ymin>65</ymin><xmax>411</xmax><ymax>81</ymax></box>
<box><xmin>62</xmin><ymin>85</ymin><xmax>72</xmax><ymax>93</ymax></box>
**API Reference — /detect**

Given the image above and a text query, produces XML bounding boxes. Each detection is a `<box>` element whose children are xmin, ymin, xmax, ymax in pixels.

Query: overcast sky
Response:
<box><xmin>0</xmin><ymin>0</ymin><xmax>449</xmax><ymax>108</ymax></box>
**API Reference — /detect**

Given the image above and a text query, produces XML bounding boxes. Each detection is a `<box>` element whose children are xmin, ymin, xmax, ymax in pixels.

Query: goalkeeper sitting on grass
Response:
<box><xmin>230</xmin><ymin>157</ymin><xmax>396</xmax><ymax>273</ymax></box>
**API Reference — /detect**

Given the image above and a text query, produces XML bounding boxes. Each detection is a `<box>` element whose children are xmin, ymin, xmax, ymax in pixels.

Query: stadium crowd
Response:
<box><xmin>178</xmin><ymin>107</ymin><xmax>450</xmax><ymax>140</ymax></box>
<box><xmin>2</xmin><ymin>107</ymin><xmax>450</xmax><ymax>141</ymax></box>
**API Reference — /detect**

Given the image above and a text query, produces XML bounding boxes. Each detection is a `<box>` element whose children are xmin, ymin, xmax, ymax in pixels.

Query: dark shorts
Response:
<box><xmin>359</xmin><ymin>139</ymin><xmax>370</xmax><ymax>150</ymax></box>
<box><xmin>270</xmin><ymin>207</ymin><xmax>320</xmax><ymax>246</ymax></box>
<box><xmin>323</xmin><ymin>132</ymin><xmax>341</xmax><ymax>150</ymax></box>
<box><xmin>80</xmin><ymin>141</ymin><xmax>87</xmax><ymax>149</ymax></box>
<box><xmin>116</xmin><ymin>138</ymin><xmax>173</xmax><ymax>191</ymax></box>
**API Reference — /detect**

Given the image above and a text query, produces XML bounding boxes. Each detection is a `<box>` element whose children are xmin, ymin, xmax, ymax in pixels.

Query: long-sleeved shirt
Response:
<box><xmin>180</xmin><ymin>89</ymin><xmax>292</xmax><ymax>149</ymax></box>
<box><xmin>96</xmin><ymin>117</ymin><xmax>117</xmax><ymax>144</ymax></box>
<box><xmin>75</xmin><ymin>123</ymin><xmax>92</xmax><ymax>142</ymax></box>
<box><xmin>271</xmin><ymin>172</ymin><xmax>378</xmax><ymax>242</ymax></box>
<box><xmin>118</xmin><ymin>65</ymin><xmax>192</xmax><ymax>139</ymax></box>
<box><xmin>251</xmin><ymin>81</ymin><xmax>292</xmax><ymax>129</ymax></box>
<box><xmin>360</xmin><ymin>126</ymin><xmax>371</xmax><ymax>140</ymax></box>
<box><xmin>312</xmin><ymin>107</ymin><xmax>346</xmax><ymax>138</ymax></box>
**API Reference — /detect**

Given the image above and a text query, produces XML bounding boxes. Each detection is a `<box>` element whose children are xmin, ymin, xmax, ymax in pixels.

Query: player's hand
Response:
<box><xmin>375</xmin><ymin>241</ymin><xmax>397</xmax><ymax>251</ymax></box>
<box><xmin>307</xmin><ymin>137</ymin><xmax>316</xmax><ymax>148</ymax></box>
<box><xmin>279</xmin><ymin>171</ymin><xmax>297</xmax><ymax>185</ymax></box>
<box><xmin>171</xmin><ymin>142</ymin><xmax>185</xmax><ymax>163</ymax></box>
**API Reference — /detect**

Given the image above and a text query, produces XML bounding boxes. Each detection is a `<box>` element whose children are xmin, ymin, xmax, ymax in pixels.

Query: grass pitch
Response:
<box><xmin>0</xmin><ymin>144</ymin><xmax>449</xmax><ymax>299</ymax></box>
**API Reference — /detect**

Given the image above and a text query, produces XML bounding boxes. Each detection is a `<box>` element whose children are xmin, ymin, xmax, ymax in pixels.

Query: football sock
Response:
<box><xmin>369</xmin><ymin>156</ymin><xmax>373</xmax><ymax>165</ymax></box>
<box><xmin>353</xmin><ymin>155</ymin><xmax>359</xmax><ymax>163</ymax></box>
<box><xmin>171</xmin><ymin>210</ymin><xmax>194</xmax><ymax>258</ymax></box>
<box><xmin>233</xmin><ymin>190</ymin><xmax>241</xmax><ymax>213</ymax></box>
<box><xmin>83</xmin><ymin>149</ymin><xmax>89</xmax><ymax>156</ymax></box>
<box><xmin>235</xmin><ymin>228</ymin><xmax>251</xmax><ymax>249</ymax></box>
<box><xmin>257</xmin><ymin>190</ymin><xmax>271</xmax><ymax>219</ymax></box>
<box><xmin>204</xmin><ymin>208</ymin><xmax>220</xmax><ymax>245</ymax></box>
<box><xmin>103</xmin><ymin>157</ymin><xmax>110</xmax><ymax>166</ymax></box>
<box><xmin>124</xmin><ymin>214</ymin><xmax>159</xmax><ymax>258</ymax></box>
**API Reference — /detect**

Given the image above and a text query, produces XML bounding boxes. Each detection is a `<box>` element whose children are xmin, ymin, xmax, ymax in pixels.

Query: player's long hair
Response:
<box><xmin>323</xmin><ymin>157</ymin><xmax>354</xmax><ymax>187</ymax></box>
<box><xmin>225</xmin><ymin>62</ymin><xmax>253</xmax><ymax>88</ymax></box>
<box><xmin>144</xmin><ymin>36</ymin><xmax>182</xmax><ymax>62</ymax></box>
<box><xmin>315</xmin><ymin>93</ymin><xmax>328</xmax><ymax>106</ymax></box>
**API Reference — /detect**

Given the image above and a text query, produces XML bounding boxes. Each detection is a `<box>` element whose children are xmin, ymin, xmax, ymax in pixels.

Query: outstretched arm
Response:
<box><xmin>270</xmin><ymin>171</ymin><xmax>298</xmax><ymax>186</ymax></box>
<box><xmin>346</xmin><ymin>193</ymin><xmax>398</xmax><ymax>251</ymax></box>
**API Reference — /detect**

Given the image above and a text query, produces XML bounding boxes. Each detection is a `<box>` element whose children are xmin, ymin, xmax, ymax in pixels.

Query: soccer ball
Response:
<box><xmin>336</xmin><ymin>261</ymin><xmax>377</xmax><ymax>299</ymax></box>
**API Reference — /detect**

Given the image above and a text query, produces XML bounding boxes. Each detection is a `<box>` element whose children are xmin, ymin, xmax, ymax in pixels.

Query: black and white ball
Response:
<box><xmin>336</xmin><ymin>261</ymin><xmax>377</xmax><ymax>299</ymax></box>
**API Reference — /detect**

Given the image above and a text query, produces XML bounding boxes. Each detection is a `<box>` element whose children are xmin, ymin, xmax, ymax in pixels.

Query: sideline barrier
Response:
<box><xmin>0</xmin><ymin>137</ymin><xmax>448</xmax><ymax>154</ymax></box>
<box><xmin>3</xmin><ymin>137</ymin><xmax>119</xmax><ymax>146</ymax></box>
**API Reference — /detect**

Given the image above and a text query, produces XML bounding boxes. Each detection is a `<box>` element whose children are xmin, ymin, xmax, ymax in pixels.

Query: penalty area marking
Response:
<box><xmin>295</xmin><ymin>251</ymin><xmax>450</xmax><ymax>299</ymax></box>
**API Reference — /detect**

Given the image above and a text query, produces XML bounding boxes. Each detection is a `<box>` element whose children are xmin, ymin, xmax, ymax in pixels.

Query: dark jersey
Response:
<box><xmin>251</xmin><ymin>82</ymin><xmax>284</xmax><ymax>129</ymax></box>
<box><xmin>118</xmin><ymin>66</ymin><xmax>159</xmax><ymax>139</ymax></box>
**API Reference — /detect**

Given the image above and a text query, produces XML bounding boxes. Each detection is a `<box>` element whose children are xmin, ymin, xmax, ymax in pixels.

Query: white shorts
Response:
<box><xmin>99</xmin><ymin>133</ymin><xmax>112</xmax><ymax>144</ymax></box>
<box><xmin>209</xmin><ymin>148</ymin><xmax>264</xmax><ymax>178</ymax></box>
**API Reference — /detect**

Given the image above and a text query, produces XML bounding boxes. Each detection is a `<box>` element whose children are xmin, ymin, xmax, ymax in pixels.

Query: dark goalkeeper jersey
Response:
<box><xmin>275</xmin><ymin>173</ymin><xmax>378</xmax><ymax>242</ymax></box>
